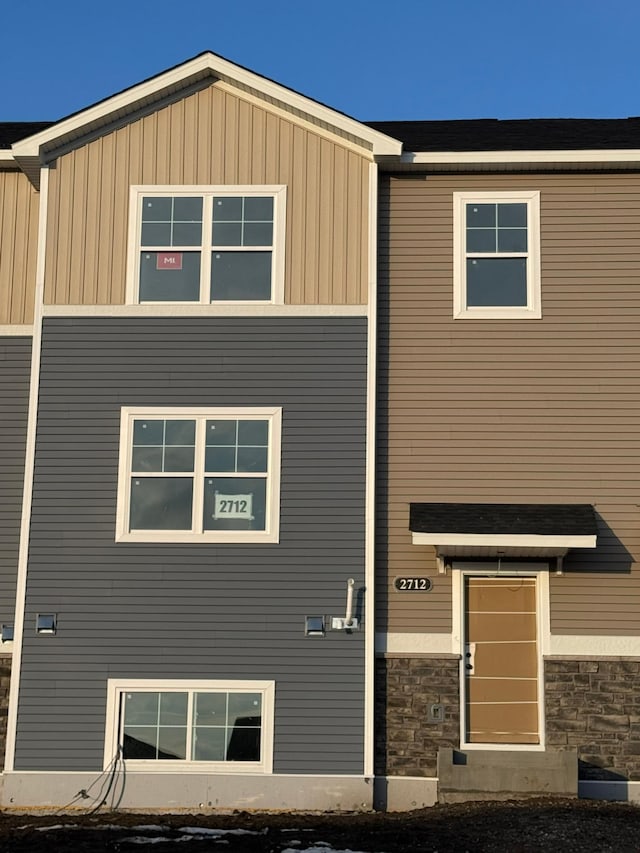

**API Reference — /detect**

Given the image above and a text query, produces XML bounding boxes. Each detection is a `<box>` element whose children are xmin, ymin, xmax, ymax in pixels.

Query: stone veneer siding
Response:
<box><xmin>375</xmin><ymin>655</ymin><xmax>460</xmax><ymax>776</ymax></box>
<box><xmin>545</xmin><ymin>658</ymin><xmax>640</xmax><ymax>781</ymax></box>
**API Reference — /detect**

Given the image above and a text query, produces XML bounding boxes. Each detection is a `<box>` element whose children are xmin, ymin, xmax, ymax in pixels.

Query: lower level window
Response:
<box><xmin>105</xmin><ymin>680</ymin><xmax>274</xmax><ymax>772</ymax></box>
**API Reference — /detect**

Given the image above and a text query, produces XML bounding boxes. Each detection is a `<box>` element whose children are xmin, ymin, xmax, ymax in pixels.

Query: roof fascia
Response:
<box><xmin>0</xmin><ymin>151</ymin><xmax>16</xmax><ymax>165</ymax></box>
<box><xmin>401</xmin><ymin>149</ymin><xmax>640</xmax><ymax>166</ymax></box>
<box><xmin>411</xmin><ymin>532</ymin><xmax>597</xmax><ymax>549</ymax></box>
<box><xmin>12</xmin><ymin>52</ymin><xmax>401</xmax><ymax>162</ymax></box>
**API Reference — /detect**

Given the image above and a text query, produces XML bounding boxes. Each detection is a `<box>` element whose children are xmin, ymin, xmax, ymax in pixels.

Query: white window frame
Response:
<box><xmin>115</xmin><ymin>406</ymin><xmax>282</xmax><ymax>544</ymax></box>
<box><xmin>126</xmin><ymin>185</ymin><xmax>287</xmax><ymax>305</ymax></box>
<box><xmin>453</xmin><ymin>190</ymin><xmax>541</xmax><ymax>320</ymax></box>
<box><xmin>104</xmin><ymin>679</ymin><xmax>275</xmax><ymax>773</ymax></box>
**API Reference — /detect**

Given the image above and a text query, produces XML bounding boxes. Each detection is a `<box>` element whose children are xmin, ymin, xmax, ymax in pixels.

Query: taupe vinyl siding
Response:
<box><xmin>0</xmin><ymin>337</ymin><xmax>31</xmax><ymax>627</ymax></box>
<box><xmin>378</xmin><ymin>172</ymin><xmax>640</xmax><ymax>636</ymax></box>
<box><xmin>15</xmin><ymin>317</ymin><xmax>367</xmax><ymax>772</ymax></box>
<box><xmin>0</xmin><ymin>171</ymin><xmax>38</xmax><ymax>325</ymax></box>
<box><xmin>44</xmin><ymin>84</ymin><xmax>370</xmax><ymax>307</ymax></box>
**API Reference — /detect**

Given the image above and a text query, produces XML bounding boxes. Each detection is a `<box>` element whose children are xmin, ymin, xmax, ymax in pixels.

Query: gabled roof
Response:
<box><xmin>10</xmin><ymin>51</ymin><xmax>401</xmax><ymax>185</ymax></box>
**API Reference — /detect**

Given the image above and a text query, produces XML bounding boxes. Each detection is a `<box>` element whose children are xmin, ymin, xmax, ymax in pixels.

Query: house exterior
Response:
<box><xmin>2</xmin><ymin>56</ymin><xmax>640</xmax><ymax>810</ymax></box>
<box><xmin>0</xmin><ymin>53</ymin><xmax>401</xmax><ymax>810</ymax></box>
<box><xmin>369</xmin><ymin>119</ymin><xmax>640</xmax><ymax>806</ymax></box>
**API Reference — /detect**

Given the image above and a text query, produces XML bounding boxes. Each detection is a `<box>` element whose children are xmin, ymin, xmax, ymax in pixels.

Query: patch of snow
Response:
<box><xmin>34</xmin><ymin>824</ymin><xmax>78</xmax><ymax>832</ymax></box>
<box><xmin>118</xmin><ymin>838</ymin><xmax>174</xmax><ymax>845</ymax></box>
<box><xmin>177</xmin><ymin>826</ymin><xmax>259</xmax><ymax>836</ymax></box>
<box><xmin>281</xmin><ymin>848</ymin><xmax>369</xmax><ymax>853</ymax></box>
<box><xmin>131</xmin><ymin>825</ymin><xmax>167</xmax><ymax>831</ymax></box>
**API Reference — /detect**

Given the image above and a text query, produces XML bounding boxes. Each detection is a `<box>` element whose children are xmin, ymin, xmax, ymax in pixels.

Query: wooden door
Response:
<box><xmin>464</xmin><ymin>576</ymin><xmax>539</xmax><ymax>744</ymax></box>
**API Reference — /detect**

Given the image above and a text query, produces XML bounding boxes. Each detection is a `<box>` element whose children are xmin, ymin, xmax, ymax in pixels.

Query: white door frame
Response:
<box><xmin>452</xmin><ymin>561</ymin><xmax>549</xmax><ymax>751</ymax></box>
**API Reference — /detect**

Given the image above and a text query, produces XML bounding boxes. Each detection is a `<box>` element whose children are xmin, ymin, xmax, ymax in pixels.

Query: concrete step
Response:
<box><xmin>437</xmin><ymin>747</ymin><xmax>578</xmax><ymax>803</ymax></box>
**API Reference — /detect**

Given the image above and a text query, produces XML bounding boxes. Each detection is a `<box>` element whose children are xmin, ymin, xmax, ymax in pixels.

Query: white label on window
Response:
<box><xmin>213</xmin><ymin>492</ymin><xmax>254</xmax><ymax>520</ymax></box>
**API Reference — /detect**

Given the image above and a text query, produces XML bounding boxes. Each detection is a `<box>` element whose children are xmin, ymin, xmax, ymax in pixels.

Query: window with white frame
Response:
<box><xmin>453</xmin><ymin>191</ymin><xmax>541</xmax><ymax>319</ymax></box>
<box><xmin>104</xmin><ymin>680</ymin><xmax>274</xmax><ymax>773</ymax></box>
<box><xmin>115</xmin><ymin>407</ymin><xmax>281</xmax><ymax>543</ymax></box>
<box><xmin>127</xmin><ymin>186</ymin><xmax>286</xmax><ymax>304</ymax></box>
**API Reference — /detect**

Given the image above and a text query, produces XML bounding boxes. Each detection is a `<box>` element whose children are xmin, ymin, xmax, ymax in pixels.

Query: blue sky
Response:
<box><xmin>3</xmin><ymin>0</ymin><xmax>640</xmax><ymax>122</ymax></box>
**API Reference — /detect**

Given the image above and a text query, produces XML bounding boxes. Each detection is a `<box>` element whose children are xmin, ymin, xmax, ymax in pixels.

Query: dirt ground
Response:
<box><xmin>0</xmin><ymin>798</ymin><xmax>639</xmax><ymax>852</ymax></box>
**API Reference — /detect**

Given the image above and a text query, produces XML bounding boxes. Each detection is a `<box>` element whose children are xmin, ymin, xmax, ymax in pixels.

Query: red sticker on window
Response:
<box><xmin>156</xmin><ymin>252</ymin><xmax>183</xmax><ymax>270</ymax></box>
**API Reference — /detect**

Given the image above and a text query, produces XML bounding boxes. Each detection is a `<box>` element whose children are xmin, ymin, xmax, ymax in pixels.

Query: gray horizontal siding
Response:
<box><xmin>0</xmin><ymin>337</ymin><xmax>31</xmax><ymax>629</ymax></box>
<box><xmin>16</xmin><ymin>317</ymin><xmax>367</xmax><ymax>774</ymax></box>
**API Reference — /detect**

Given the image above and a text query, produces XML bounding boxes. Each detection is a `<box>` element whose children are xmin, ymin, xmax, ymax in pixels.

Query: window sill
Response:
<box><xmin>454</xmin><ymin>306</ymin><xmax>542</xmax><ymax>320</ymax></box>
<box><xmin>115</xmin><ymin>530</ymin><xmax>280</xmax><ymax>545</ymax></box>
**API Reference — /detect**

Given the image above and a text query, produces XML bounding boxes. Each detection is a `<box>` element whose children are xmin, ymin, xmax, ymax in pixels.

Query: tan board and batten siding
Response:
<box><xmin>378</xmin><ymin>172</ymin><xmax>640</xmax><ymax>636</ymax></box>
<box><xmin>0</xmin><ymin>170</ymin><xmax>39</xmax><ymax>325</ymax></box>
<box><xmin>44</xmin><ymin>83</ymin><xmax>371</xmax><ymax>307</ymax></box>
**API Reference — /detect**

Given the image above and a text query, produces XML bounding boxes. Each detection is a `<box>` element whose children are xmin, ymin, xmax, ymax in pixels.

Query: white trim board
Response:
<box><xmin>42</xmin><ymin>304</ymin><xmax>367</xmax><ymax>317</ymax></box>
<box><xmin>363</xmin><ymin>161</ymin><xmax>378</xmax><ymax>779</ymax></box>
<box><xmin>377</xmin><ymin>632</ymin><xmax>640</xmax><ymax>658</ymax></box>
<box><xmin>412</xmin><ymin>532</ymin><xmax>597</xmax><ymax>549</ymax></box>
<box><xmin>401</xmin><ymin>149</ymin><xmax>640</xmax><ymax>166</ymax></box>
<box><xmin>0</xmin><ymin>325</ymin><xmax>33</xmax><ymax>336</ymax></box>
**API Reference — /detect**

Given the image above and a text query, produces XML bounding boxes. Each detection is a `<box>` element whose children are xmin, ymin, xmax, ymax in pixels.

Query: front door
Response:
<box><xmin>464</xmin><ymin>576</ymin><xmax>539</xmax><ymax>744</ymax></box>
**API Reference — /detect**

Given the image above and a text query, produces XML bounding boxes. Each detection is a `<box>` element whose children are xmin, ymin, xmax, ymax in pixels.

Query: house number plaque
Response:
<box><xmin>394</xmin><ymin>577</ymin><xmax>433</xmax><ymax>592</ymax></box>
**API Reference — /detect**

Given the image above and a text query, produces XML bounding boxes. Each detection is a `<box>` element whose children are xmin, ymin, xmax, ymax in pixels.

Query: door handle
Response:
<box><xmin>465</xmin><ymin>642</ymin><xmax>476</xmax><ymax>672</ymax></box>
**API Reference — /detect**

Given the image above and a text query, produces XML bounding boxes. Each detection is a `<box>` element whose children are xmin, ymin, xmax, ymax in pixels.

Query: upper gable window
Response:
<box><xmin>127</xmin><ymin>186</ymin><xmax>286</xmax><ymax>305</ymax></box>
<box><xmin>453</xmin><ymin>191</ymin><xmax>541</xmax><ymax>319</ymax></box>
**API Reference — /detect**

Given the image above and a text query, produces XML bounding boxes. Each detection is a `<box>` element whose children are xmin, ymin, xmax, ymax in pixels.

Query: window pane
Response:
<box><xmin>132</xmin><ymin>446</ymin><xmax>163</xmax><ymax>472</ymax></box>
<box><xmin>172</xmin><ymin>222</ymin><xmax>202</xmax><ymax>246</ymax></box>
<box><xmin>133</xmin><ymin>420</ymin><xmax>164</xmax><ymax>445</ymax></box>
<box><xmin>228</xmin><ymin>693</ymin><xmax>262</xmax><ymax>727</ymax></box>
<box><xmin>236</xmin><ymin>447</ymin><xmax>268</xmax><ymax>473</ymax></box>
<box><xmin>142</xmin><ymin>197</ymin><xmax>172</xmax><ymax>222</ymax></box>
<box><xmin>212</xmin><ymin>222</ymin><xmax>242</xmax><ymax>246</ymax></box>
<box><xmin>164</xmin><ymin>446</ymin><xmax>195</xmax><ymax>472</ymax></box>
<box><xmin>244</xmin><ymin>197</ymin><xmax>273</xmax><ymax>221</ymax></box>
<box><xmin>466</xmin><ymin>203</ymin><xmax>495</xmax><ymax>227</ymax></box>
<box><xmin>210</xmin><ymin>252</ymin><xmax>272</xmax><ymax>301</ymax></box>
<box><xmin>125</xmin><ymin>692</ymin><xmax>159</xmax><ymax>726</ymax></box>
<box><xmin>159</xmin><ymin>692</ymin><xmax>188</xmax><ymax>725</ymax></box>
<box><xmin>226</xmin><ymin>727</ymin><xmax>261</xmax><ymax>761</ymax></box>
<box><xmin>238</xmin><ymin>420</ymin><xmax>269</xmax><ymax>446</ymax></box>
<box><xmin>141</xmin><ymin>222</ymin><xmax>172</xmax><ymax>246</ymax></box>
<box><xmin>139</xmin><ymin>252</ymin><xmax>201</xmax><ymax>302</ymax></box>
<box><xmin>467</xmin><ymin>258</ymin><xmax>527</xmax><ymax>307</ymax></box>
<box><xmin>194</xmin><ymin>692</ymin><xmax>226</xmax><ymax>724</ymax></box>
<box><xmin>206</xmin><ymin>420</ymin><xmax>237</xmax><ymax>446</ymax></box>
<box><xmin>157</xmin><ymin>726</ymin><xmax>187</xmax><ymax>760</ymax></box>
<box><xmin>193</xmin><ymin>726</ymin><xmax>226</xmax><ymax>761</ymax></box>
<box><xmin>173</xmin><ymin>197</ymin><xmax>203</xmax><ymax>222</ymax></box>
<box><xmin>498</xmin><ymin>228</ymin><xmax>527</xmax><ymax>252</ymax></box>
<box><xmin>123</xmin><ymin>726</ymin><xmax>158</xmax><ymax>759</ymax></box>
<box><xmin>243</xmin><ymin>222</ymin><xmax>273</xmax><ymax>247</ymax></box>
<box><xmin>498</xmin><ymin>203</ymin><xmax>527</xmax><ymax>227</ymax></box>
<box><xmin>165</xmin><ymin>420</ymin><xmax>196</xmax><ymax>446</ymax></box>
<box><xmin>212</xmin><ymin>197</ymin><xmax>243</xmax><ymax>221</ymax></box>
<box><xmin>130</xmin><ymin>477</ymin><xmax>193</xmax><ymax>530</ymax></box>
<box><xmin>205</xmin><ymin>446</ymin><xmax>236</xmax><ymax>472</ymax></box>
<box><xmin>203</xmin><ymin>477</ymin><xmax>267</xmax><ymax>531</ymax></box>
<box><xmin>466</xmin><ymin>228</ymin><xmax>496</xmax><ymax>253</ymax></box>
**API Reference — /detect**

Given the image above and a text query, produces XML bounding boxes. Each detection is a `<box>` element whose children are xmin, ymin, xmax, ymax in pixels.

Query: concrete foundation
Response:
<box><xmin>0</xmin><ymin>772</ymin><xmax>374</xmax><ymax>812</ymax></box>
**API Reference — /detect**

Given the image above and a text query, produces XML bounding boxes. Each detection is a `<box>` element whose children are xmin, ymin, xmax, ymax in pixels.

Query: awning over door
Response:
<box><xmin>410</xmin><ymin>502</ymin><xmax>598</xmax><ymax>559</ymax></box>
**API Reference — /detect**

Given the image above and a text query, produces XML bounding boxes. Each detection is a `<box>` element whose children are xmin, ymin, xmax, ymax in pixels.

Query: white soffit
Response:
<box><xmin>11</xmin><ymin>52</ymin><xmax>402</xmax><ymax>164</ymax></box>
